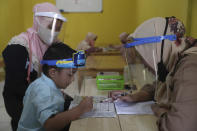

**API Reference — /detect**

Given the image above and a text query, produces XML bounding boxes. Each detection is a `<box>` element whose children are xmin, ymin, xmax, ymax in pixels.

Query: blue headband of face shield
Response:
<box><xmin>124</xmin><ymin>35</ymin><xmax>177</xmax><ymax>48</ymax></box>
<box><xmin>40</xmin><ymin>50</ymin><xmax>86</xmax><ymax>68</ymax></box>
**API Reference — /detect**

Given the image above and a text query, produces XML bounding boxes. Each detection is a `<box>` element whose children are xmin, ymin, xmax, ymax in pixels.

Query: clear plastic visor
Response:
<box><xmin>123</xmin><ymin>46</ymin><xmax>155</xmax><ymax>90</ymax></box>
<box><xmin>35</xmin><ymin>15</ymin><xmax>67</xmax><ymax>44</ymax></box>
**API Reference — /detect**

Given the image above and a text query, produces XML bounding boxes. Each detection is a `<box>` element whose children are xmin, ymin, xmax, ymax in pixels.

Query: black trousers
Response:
<box><xmin>3</xmin><ymin>92</ymin><xmax>23</xmax><ymax>131</ymax></box>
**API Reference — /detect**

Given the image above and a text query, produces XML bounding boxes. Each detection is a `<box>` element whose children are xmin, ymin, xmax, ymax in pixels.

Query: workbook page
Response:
<box><xmin>69</xmin><ymin>96</ymin><xmax>116</xmax><ymax>118</ymax></box>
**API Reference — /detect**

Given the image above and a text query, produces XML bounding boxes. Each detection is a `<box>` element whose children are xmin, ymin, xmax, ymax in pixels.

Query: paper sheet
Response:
<box><xmin>69</xmin><ymin>96</ymin><xmax>116</xmax><ymax>118</ymax></box>
<box><xmin>115</xmin><ymin>100</ymin><xmax>154</xmax><ymax>115</ymax></box>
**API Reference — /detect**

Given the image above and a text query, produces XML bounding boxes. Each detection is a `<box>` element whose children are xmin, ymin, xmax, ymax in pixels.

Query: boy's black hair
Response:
<box><xmin>42</xmin><ymin>42</ymin><xmax>76</xmax><ymax>76</ymax></box>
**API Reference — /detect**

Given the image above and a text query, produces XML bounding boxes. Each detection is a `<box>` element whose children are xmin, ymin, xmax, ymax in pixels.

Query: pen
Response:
<box><xmin>100</xmin><ymin>92</ymin><xmax>128</xmax><ymax>103</ymax></box>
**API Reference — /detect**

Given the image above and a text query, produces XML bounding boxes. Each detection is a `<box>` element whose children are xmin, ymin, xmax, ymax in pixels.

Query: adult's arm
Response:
<box><xmin>3</xmin><ymin>45</ymin><xmax>29</xmax><ymax>96</ymax></box>
<box><xmin>157</xmin><ymin>55</ymin><xmax>197</xmax><ymax>131</ymax></box>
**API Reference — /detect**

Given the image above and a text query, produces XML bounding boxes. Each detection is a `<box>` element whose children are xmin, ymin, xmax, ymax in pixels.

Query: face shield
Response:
<box><xmin>35</xmin><ymin>12</ymin><xmax>67</xmax><ymax>45</ymax></box>
<box><xmin>123</xmin><ymin>34</ymin><xmax>177</xmax><ymax>89</ymax></box>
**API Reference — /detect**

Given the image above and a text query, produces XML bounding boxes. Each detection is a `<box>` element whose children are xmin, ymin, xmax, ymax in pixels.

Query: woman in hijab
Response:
<box><xmin>77</xmin><ymin>32</ymin><xmax>97</xmax><ymax>50</ymax></box>
<box><xmin>77</xmin><ymin>32</ymin><xmax>102</xmax><ymax>55</ymax></box>
<box><xmin>110</xmin><ymin>17</ymin><xmax>197</xmax><ymax>131</ymax></box>
<box><xmin>2</xmin><ymin>2</ymin><xmax>66</xmax><ymax>130</ymax></box>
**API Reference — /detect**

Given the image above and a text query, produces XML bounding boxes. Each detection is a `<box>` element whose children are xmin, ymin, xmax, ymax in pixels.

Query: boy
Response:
<box><xmin>17</xmin><ymin>42</ymin><xmax>93</xmax><ymax>131</ymax></box>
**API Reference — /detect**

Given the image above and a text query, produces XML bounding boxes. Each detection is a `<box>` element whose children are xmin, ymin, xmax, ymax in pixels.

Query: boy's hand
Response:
<box><xmin>79</xmin><ymin>96</ymin><xmax>93</xmax><ymax>114</ymax></box>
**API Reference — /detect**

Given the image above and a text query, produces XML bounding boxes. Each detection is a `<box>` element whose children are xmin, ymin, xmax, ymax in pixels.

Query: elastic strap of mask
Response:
<box><xmin>160</xmin><ymin>17</ymin><xmax>169</xmax><ymax>63</ymax></box>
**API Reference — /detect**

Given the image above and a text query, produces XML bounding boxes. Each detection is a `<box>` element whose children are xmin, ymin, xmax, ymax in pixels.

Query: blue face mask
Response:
<box><xmin>40</xmin><ymin>50</ymin><xmax>86</xmax><ymax>68</ymax></box>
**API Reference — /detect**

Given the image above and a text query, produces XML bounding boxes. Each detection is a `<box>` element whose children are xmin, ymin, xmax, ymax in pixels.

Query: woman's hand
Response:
<box><xmin>108</xmin><ymin>91</ymin><xmax>134</xmax><ymax>102</ymax></box>
<box><xmin>108</xmin><ymin>90</ymin><xmax>124</xmax><ymax>100</ymax></box>
<box><xmin>118</xmin><ymin>95</ymin><xmax>134</xmax><ymax>102</ymax></box>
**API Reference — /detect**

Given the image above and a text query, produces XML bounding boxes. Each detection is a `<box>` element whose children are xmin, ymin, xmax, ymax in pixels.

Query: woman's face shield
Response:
<box><xmin>56</xmin><ymin>19</ymin><xmax>67</xmax><ymax>43</ymax></box>
<box><xmin>35</xmin><ymin>12</ymin><xmax>67</xmax><ymax>45</ymax></box>
<box><xmin>123</xmin><ymin>46</ymin><xmax>155</xmax><ymax>89</ymax></box>
<box><xmin>123</xmin><ymin>35</ymin><xmax>176</xmax><ymax>89</ymax></box>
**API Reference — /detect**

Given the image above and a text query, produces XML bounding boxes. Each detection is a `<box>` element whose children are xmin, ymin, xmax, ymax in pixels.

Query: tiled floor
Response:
<box><xmin>0</xmin><ymin>81</ymin><xmax>12</xmax><ymax>131</ymax></box>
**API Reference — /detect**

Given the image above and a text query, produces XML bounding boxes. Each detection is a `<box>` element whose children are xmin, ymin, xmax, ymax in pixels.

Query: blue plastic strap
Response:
<box><xmin>40</xmin><ymin>50</ymin><xmax>86</xmax><ymax>68</ymax></box>
<box><xmin>124</xmin><ymin>35</ymin><xmax>177</xmax><ymax>48</ymax></box>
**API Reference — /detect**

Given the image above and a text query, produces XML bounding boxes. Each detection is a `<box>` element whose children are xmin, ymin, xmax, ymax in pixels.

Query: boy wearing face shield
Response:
<box><xmin>109</xmin><ymin>17</ymin><xmax>197</xmax><ymax>131</ymax></box>
<box><xmin>2</xmin><ymin>2</ymin><xmax>66</xmax><ymax>131</ymax></box>
<box><xmin>17</xmin><ymin>42</ymin><xmax>93</xmax><ymax>131</ymax></box>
